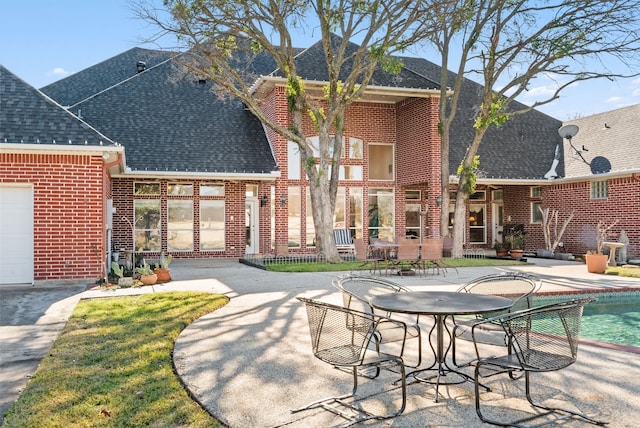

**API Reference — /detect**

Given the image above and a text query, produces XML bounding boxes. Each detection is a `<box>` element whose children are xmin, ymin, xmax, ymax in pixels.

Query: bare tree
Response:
<box><xmin>134</xmin><ymin>0</ymin><xmax>439</xmax><ymax>262</ymax></box>
<box><xmin>425</xmin><ymin>0</ymin><xmax>640</xmax><ymax>257</ymax></box>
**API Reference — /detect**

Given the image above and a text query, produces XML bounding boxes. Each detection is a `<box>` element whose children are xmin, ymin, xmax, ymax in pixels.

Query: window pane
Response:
<box><xmin>200</xmin><ymin>200</ymin><xmax>225</xmax><ymax>250</ymax></box>
<box><xmin>531</xmin><ymin>202</ymin><xmax>543</xmax><ymax>223</ymax></box>
<box><xmin>288</xmin><ymin>141</ymin><xmax>301</xmax><ymax>179</ymax></box>
<box><xmin>531</xmin><ymin>186</ymin><xmax>542</xmax><ymax>198</ymax></box>
<box><xmin>168</xmin><ymin>200</ymin><xmax>193</xmax><ymax>251</ymax></box>
<box><xmin>134</xmin><ymin>200</ymin><xmax>160</xmax><ymax>251</ymax></box>
<box><xmin>340</xmin><ymin>165</ymin><xmax>363</xmax><ymax>180</ymax></box>
<box><xmin>134</xmin><ymin>182</ymin><xmax>160</xmax><ymax>195</ymax></box>
<box><xmin>305</xmin><ymin>189</ymin><xmax>315</xmax><ymax>247</ymax></box>
<box><xmin>201</xmin><ymin>184</ymin><xmax>225</xmax><ymax>197</ymax></box>
<box><xmin>469</xmin><ymin>205</ymin><xmax>485</xmax><ymax>243</ymax></box>
<box><xmin>368</xmin><ymin>188</ymin><xmax>394</xmax><ymax>241</ymax></box>
<box><xmin>590</xmin><ymin>181</ymin><xmax>607</xmax><ymax>199</ymax></box>
<box><xmin>349</xmin><ymin>188</ymin><xmax>363</xmax><ymax>238</ymax></box>
<box><xmin>349</xmin><ymin>137</ymin><xmax>363</xmax><ymax>158</ymax></box>
<box><xmin>167</xmin><ymin>184</ymin><xmax>193</xmax><ymax>196</ymax></box>
<box><xmin>368</xmin><ymin>144</ymin><xmax>394</xmax><ymax>180</ymax></box>
<box><xmin>405</xmin><ymin>203</ymin><xmax>421</xmax><ymax>238</ymax></box>
<box><xmin>288</xmin><ymin>187</ymin><xmax>301</xmax><ymax>247</ymax></box>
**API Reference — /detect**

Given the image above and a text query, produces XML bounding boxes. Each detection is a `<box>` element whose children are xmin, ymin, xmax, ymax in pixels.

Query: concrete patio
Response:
<box><xmin>2</xmin><ymin>257</ymin><xmax>639</xmax><ymax>426</ymax></box>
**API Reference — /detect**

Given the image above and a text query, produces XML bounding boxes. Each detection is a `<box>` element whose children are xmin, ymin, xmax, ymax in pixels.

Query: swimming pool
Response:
<box><xmin>533</xmin><ymin>290</ymin><xmax>640</xmax><ymax>348</ymax></box>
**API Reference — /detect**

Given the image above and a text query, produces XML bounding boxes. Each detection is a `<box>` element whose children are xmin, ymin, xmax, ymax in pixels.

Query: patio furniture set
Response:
<box><xmin>352</xmin><ymin>236</ymin><xmax>453</xmax><ymax>277</ymax></box>
<box><xmin>293</xmin><ymin>273</ymin><xmax>607</xmax><ymax>427</ymax></box>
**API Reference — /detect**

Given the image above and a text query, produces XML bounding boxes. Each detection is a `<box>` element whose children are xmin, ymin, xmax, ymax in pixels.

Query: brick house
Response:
<box><xmin>1</xmin><ymin>38</ymin><xmax>638</xmax><ymax>284</ymax></box>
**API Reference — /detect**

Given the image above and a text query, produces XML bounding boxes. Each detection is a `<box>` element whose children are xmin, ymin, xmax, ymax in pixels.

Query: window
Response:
<box><xmin>200</xmin><ymin>200</ymin><xmax>225</xmax><ymax>250</ymax></box>
<box><xmin>590</xmin><ymin>180</ymin><xmax>608</xmax><ymax>199</ymax></box>
<box><xmin>134</xmin><ymin>182</ymin><xmax>160</xmax><ymax>195</ymax></box>
<box><xmin>368</xmin><ymin>144</ymin><xmax>394</xmax><ymax>180</ymax></box>
<box><xmin>531</xmin><ymin>186</ymin><xmax>543</xmax><ymax>198</ymax></box>
<box><xmin>339</xmin><ymin>165</ymin><xmax>363</xmax><ymax>180</ymax></box>
<box><xmin>492</xmin><ymin>189</ymin><xmax>503</xmax><ymax>201</ymax></box>
<box><xmin>368</xmin><ymin>188</ymin><xmax>395</xmax><ymax>241</ymax></box>
<box><xmin>134</xmin><ymin>200</ymin><xmax>161</xmax><ymax>251</ymax></box>
<box><xmin>167</xmin><ymin>200</ymin><xmax>193</xmax><ymax>251</ymax></box>
<box><xmin>349</xmin><ymin>188</ymin><xmax>363</xmax><ymax>239</ymax></box>
<box><xmin>469</xmin><ymin>191</ymin><xmax>486</xmax><ymax>201</ymax></box>
<box><xmin>349</xmin><ymin>137</ymin><xmax>363</xmax><ymax>159</ymax></box>
<box><xmin>167</xmin><ymin>183</ymin><xmax>193</xmax><ymax>196</ymax></box>
<box><xmin>288</xmin><ymin>187</ymin><xmax>301</xmax><ymax>247</ymax></box>
<box><xmin>201</xmin><ymin>184</ymin><xmax>224</xmax><ymax>196</ymax></box>
<box><xmin>405</xmin><ymin>190</ymin><xmax>421</xmax><ymax>200</ymax></box>
<box><xmin>306</xmin><ymin>136</ymin><xmax>345</xmax><ymax>158</ymax></box>
<box><xmin>306</xmin><ymin>187</ymin><xmax>346</xmax><ymax>246</ymax></box>
<box><xmin>405</xmin><ymin>203</ymin><xmax>421</xmax><ymax>239</ymax></box>
<box><xmin>287</xmin><ymin>141</ymin><xmax>301</xmax><ymax>179</ymax></box>
<box><xmin>469</xmin><ymin>205</ymin><xmax>486</xmax><ymax>243</ymax></box>
<box><xmin>531</xmin><ymin>201</ymin><xmax>543</xmax><ymax>224</ymax></box>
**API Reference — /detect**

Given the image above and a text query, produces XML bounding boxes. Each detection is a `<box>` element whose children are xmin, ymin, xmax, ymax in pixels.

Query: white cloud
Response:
<box><xmin>633</xmin><ymin>88</ymin><xmax>640</xmax><ymax>97</ymax></box>
<box><xmin>605</xmin><ymin>96</ymin><xmax>624</xmax><ymax>104</ymax></box>
<box><xmin>47</xmin><ymin>67</ymin><xmax>69</xmax><ymax>78</ymax></box>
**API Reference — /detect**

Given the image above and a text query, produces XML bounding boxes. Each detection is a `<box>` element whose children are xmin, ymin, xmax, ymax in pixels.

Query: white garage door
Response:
<box><xmin>0</xmin><ymin>185</ymin><xmax>34</xmax><ymax>285</ymax></box>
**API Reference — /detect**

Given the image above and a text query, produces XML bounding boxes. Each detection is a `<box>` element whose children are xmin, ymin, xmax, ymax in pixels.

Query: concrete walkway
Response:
<box><xmin>2</xmin><ymin>258</ymin><xmax>640</xmax><ymax>426</ymax></box>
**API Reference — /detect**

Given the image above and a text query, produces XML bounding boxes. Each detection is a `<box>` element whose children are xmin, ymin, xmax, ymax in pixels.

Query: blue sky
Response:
<box><xmin>2</xmin><ymin>0</ymin><xmax>639</xmax><ymax>121</ymax></box>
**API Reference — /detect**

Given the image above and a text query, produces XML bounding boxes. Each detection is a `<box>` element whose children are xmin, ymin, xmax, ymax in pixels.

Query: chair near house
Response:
<box><xmin>352</xmin><ymin>238</ymin><xmax>384</xmax><ymax>275</ymax></box>
<box><xmin>393</xmin><ymin>238</ymin><xmax>422</xmax><ymax>276</ymax></box>
<box><xmin>332</xmin><ymin>274</ymin><xmax>422</xmax><ymax>368</ymax></box>
<box><xmin>292</xmin><ymin>297</ymin><xmax>407</xmax><ymax>426</ymax></box>
<box><xmin>333</xmin><ymin>229</ymin><xmax>355</xmax><ymax>256</ymax></box>
<box><xmin>451</xmin><ymin>272</ymin><xmax>540</xmax><ymax>367</ymax></box>
<box><xmin>471</xmin><ymin>298</ymin><xmax>606</xmax><ymax>427</ymax></box>
<box><xmin>420</xmin><ymin>237</ymin><xmax>454</xmax><ymax>276</ymax></box>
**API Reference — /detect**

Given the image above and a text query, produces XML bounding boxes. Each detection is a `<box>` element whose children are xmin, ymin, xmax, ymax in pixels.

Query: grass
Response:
<box><xmin>605</xmin><ymin>265</ymin><xmax>640</xmax><ymax>278</ymax></box>
<box><xmin>265</xmin><ymin>257</ymin><xmax>526</xmax><ymax>272</ymax></box>
<box><xmin>3</xmin><ymin>292</ymin><xmax>228</xmax><ymax>427</ymax></box>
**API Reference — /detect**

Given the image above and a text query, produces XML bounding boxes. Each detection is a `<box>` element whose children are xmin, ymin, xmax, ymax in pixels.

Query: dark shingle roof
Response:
<box><xmin>0</xmin><ymin>65</ymin><xmax>117</xmax><ymax>147</ymax></box>
<box><xmin>43</xmin><ymin>58</ymin><xmax>276</xmax><ymax>173</ymax></box>
<box><xmin>401</xmin><ymin>56</ymin><xmax>564</xmax><ymax>180</ymax></box>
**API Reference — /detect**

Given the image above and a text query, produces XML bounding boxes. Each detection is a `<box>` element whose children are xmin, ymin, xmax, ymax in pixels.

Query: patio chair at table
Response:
<box><xmin>292</xmin><ymin>297</ymin><xmax>407</xmax><ymax>426</ymax></box>
<box><xmin>333</xmin><ymin>274</ymin><xmax>423</xmax><ymax>368</ymax></box>
<box><xmin>471</xmin><ymin>297</ymin><xmax>607</xmax><ymax>427</ymax></box>
<box><xmin>451</xmin><ymin>272</ymin><xmax>540</xmax><ymax>368</ymax></box>
<box><xmin>393</xmin><ymin>238</ymin><xmax>422</xmax><ymax>276</ymax></box>
<box><xmin>420</xmin><ymin>237</ymin><xmax>456</xmax><ymax>276</ymax></box>
<box><xmin>352</xmin><ymin>238</ymin><xmax>384</xmax><ymax>275</ymax></box>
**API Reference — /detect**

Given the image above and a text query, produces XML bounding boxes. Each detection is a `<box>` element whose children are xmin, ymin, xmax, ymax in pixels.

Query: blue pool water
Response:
<box><xmin>533</xmin><ymin>290</ymin><xmax>640</xmax><ymax>348</ymax></box>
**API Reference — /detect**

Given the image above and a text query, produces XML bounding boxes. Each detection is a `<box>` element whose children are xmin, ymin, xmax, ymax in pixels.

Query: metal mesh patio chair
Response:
<box><xmin>451</xmin><ymin>272</ymin><xmax>541</xmax><ymax>367</ymax></box>
<box><xmin>333</xmin><ymin>274</ymin><xmax>423</xmax><ymax>368</ymax></box>
<box><xmin>352</xmin><ymin>238</ymin><xmax>384</xmax><ymax>275</ymax></box>
<box><xmin>292</xmin><ymin>297</ymin><xmax>407</xmax><ymax>426</ymax></box>
<box><xmin>471</xmin><ymin>297</ymin><xmax>607</xmax><ymax>427</ymax></box>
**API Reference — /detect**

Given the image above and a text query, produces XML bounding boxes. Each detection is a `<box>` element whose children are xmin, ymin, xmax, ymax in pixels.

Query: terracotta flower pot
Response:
<box><xmin>510</xmin><ymin>249</ymin><xmax>524</xmax><ymax>258</ymax></box>
<box><xmin>585</xmin><ymin>254</ymin><xmax>608</xmax><ymax>274</ymax></box>
<box><xmin>140</xmin><ymin>274</ymin><xmax>158</xmax><ymax>285</ymax></box>
<box><xmin>154</xmin><ymin>268</ymin><xmax>171</xmax><ymax>282</ymax></box>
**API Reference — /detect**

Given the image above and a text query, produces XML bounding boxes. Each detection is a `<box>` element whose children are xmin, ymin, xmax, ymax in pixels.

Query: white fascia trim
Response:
<box><xmin>1</xmin><ymin>143</ymin><xmax>123</xmax><ymax>156</ymax></box>
<box><xmin>449</xmin><ymin>168</ymin><xmax>640</xmax><ymax>186</ymax></box>
<box><xmin>250</xmin><ymin>75</ymin><xmax>441</xmax><ymax>98</ymax></box>
<box><xmin>111</xmin><ymin>170</ymin><xmax>281</xmax><ymax>181</ymax></box>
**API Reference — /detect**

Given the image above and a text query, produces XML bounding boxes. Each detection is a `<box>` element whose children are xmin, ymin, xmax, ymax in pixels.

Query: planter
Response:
<box><xmin>140</xmin><ymin>274</ymin><xmax>158</xmax><ymax>285</ymax></box>
<box><xmin>117</xmin><ymin>277</ymin><xmax>134</xmax><ymax>287</ymax></box>
<box><xmin>495</xmin><ymin>249</ymin><xmax>508</xmax><ymax>257</ymax></box>
<box><xmin>585</xmin><ymin>254</ymin><xmax>608</xmax><ymax>274</ymax></box>
<box><xmin>509</xmin><ymin>249</ymin><xmax>524</xmax><ymax>258</ymax></box>
<box><xmin>154</xmin><ymin>268</ymin><xmax>171</xmax><ymax>282</ymax></box>
<box><xmin>536</xmin><ymin>249</ymin><xmax>553</xmax><ymax>258</ymax></box>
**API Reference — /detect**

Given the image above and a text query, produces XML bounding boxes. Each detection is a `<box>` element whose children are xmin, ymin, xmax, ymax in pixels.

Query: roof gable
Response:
<box><xmin>0</xmin><ymin>65</ymin><xmax>117</xmax><ymax>147</ymax></box>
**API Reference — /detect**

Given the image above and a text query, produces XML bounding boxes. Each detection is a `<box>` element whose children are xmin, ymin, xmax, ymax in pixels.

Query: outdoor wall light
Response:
<box><xmin>435</xmin><ymin>195</ymin><xmax>442</xmax><ymax>207</ymax></box>
<box><xmin>280</xmin><ymin>193</ymin><xmax>287</xmax><ymax>207</ymax></box>
<box><xmin>260</xmin><ymin>195</ymin><xmax>268</xmax><ymax>207</ymax></box>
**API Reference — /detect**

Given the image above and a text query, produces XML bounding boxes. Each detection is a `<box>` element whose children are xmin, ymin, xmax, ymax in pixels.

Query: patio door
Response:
<box><xmin>245</xmin><ymin>199</ymin><xmax>258</xmax><ymax>254</ymax></box>
<box><xmin>492</xmin><ymin>202</ymin><xmax>504</xmax><ymax>244</ymax></box>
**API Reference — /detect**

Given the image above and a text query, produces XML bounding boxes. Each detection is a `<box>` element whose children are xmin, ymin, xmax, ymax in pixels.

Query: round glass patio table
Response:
<box><xmin>369</xmin><ymin>291</ymin><xmax>513</xmax><ymax>402</ymax></box>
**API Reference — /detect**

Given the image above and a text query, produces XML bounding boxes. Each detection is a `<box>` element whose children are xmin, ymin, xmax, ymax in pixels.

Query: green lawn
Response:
<box><xmin>3</xmin><ymin>292</ymin><xmax>228</xmax><ymax>427</ymax></box>
<box><xmin>265</xmin><ymin>257</ymin><xmax>527</xmax><ymax>272</ymax></box>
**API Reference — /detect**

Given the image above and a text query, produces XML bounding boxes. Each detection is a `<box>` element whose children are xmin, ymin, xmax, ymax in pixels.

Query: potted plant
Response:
<box><xmin>136</xmin><ymin>262</ymin><xmax>157</xmax><ymax>285</ymax></box>
<box><xmin>154</xmin><ymin>254</ymin><xmax>172</xmax><ymax>282</ymax></box>
<box><xmin>111</xmin><ymin>261</ymin><xmax>134</xmax><ymax>287</ymax></box>
<box><xmin>507</xmin><ymin>230</ymin><xmax>525</xmax><ymax>258</ymax></box>
<box><xmin>493</xmin><ymin>241</ymin><xmax>508</xmax><ymax>257</ymax></box>
<box><xmin>585</xmin><ymin>220</ymin><xmax>618</xmax><ymax>274</ymax></box>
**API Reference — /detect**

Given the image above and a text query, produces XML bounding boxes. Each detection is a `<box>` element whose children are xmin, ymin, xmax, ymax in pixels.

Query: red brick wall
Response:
<box><xmin>1</xmin><ymin>152</ymin><xmax>106</xmax><ymax>281</ymax></box>
<box><xmin>502</xmin><ymin>180</ymin><xmax>639</xmax><ymax>258</ymax></box>
<box><xmin>111</xmin><ymin>178</ymin><xmax>248</xmax><ymax>259</ymax></box>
